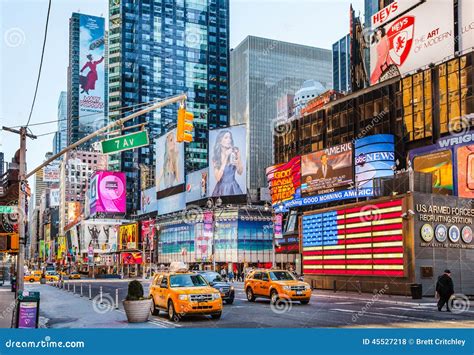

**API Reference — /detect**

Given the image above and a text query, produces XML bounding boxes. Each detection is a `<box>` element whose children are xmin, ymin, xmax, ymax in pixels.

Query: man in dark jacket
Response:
<box><xmin>436</xmin><ymin>269</ymin><xmax>454</xmax><ymax>312</ymax></box>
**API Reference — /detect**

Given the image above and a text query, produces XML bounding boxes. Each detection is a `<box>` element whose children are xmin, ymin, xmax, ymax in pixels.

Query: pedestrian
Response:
<box><xmin>228</xmin><ymin>270</ymin><xmax>234</xmax><ymax>283</ymax></box>
<box><xmin>436</xmin><ymin>269</ymin><xmax>454</xmax><ymax>312</ymax></box>
<box><xmin>220</xmin><ymin>268</ymin><xmax>227</xmax><ymax>281</ymax></box>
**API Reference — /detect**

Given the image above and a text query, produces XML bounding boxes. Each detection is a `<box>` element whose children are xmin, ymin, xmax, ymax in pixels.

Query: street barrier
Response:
<box><xmin>80</xmin><ymin>284</ymin><xmax>83</xmax><ymax>297</ymax></box>
<box><xmin>115</xmin><ymin>289</ymin><xmax>119</xmax><ymax>309</ymax></box>
<box><xmin>100</xmin><ymin>286</ymin><xmax>103</xmax><ymax>304</ymax></box>
<box><xmin>89</xmin><ymin>284</ymin><xmax>92</xmax><ymax>300</ymax></box>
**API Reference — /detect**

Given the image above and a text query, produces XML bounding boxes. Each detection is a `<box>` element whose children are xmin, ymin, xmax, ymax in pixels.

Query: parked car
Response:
<box><xmin>198</xmin><ymin>271</ymin><xmax>235</xmax><ymax>304</ymax></box>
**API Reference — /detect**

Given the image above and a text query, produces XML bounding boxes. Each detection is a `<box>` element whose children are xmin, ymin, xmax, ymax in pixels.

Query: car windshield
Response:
<box><xmin>47</xmin><ymin>272</ymin><xmax>57</xmax><ymax>275</ymax></box>
<box><xmin>170</xmin><ymin>274</ymin><xmax>208</xmax><ymax>288</ymax></box>
<box><xmin>269</xmin><ymin>271</ymin><xmax>295</xmax><ymax>281</ymax></box>
<box><xmin>201</xmin><ymin>272</ymin><xmax>223</xmax><ymax>283</ymax></box>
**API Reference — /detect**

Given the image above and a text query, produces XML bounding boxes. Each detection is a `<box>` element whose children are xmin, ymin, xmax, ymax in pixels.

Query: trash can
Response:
<box><xmin>410</xmin><ymin>283</ymin><xmax>422</xmax><ymax>299</ymax></box>
<box><xmin>10</xmin><ymin>276</ymin><xmax>16</xmax><ymax>292</ymax></box>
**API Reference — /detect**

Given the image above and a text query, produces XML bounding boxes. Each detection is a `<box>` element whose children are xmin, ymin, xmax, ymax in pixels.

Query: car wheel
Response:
<box><xmin>246</xmin><ymin>287</ymin><xmax>255</xmax><ymax>302</ymax></box>
<box><xmin>168</xmin><ymin>301</ymin><xmax>180</xmax><ymax>322</ymax></box>
<box><xmin>211</xmin><ymin>312</ymin><xmax>222</xmax><ymax>320</ymax></box>
<box><xmin>270</xmin><ymin>289</ymin><xmax>279</xmax><ymax>305</ymax></box>
<box><xmin>225</xmin><ymin>297</ymin><xmax>234</xmax><ymax>305</ymax></box>
<box><xmin>300</xmin><ymin>299</ymin><xmax>310</xmax><ymax>305</ymax></box>
<box><xmin>29</xmin><ymin>279</ymin><xmax>34</xmax><ymax>283</ymax></box>
<box><xmin>151</xmin><ymin>300</ymin><xmax>160</xmax><ymax>316</ymax></box>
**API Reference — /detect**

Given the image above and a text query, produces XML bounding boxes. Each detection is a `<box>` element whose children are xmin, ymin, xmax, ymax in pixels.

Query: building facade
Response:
<box><xmin>53</xmin><ymin>91</ymin><xmax>68</xmax><ymax>155</ymax></box>
<box><xmin>332</xmin><ymin>34</ymin><xmax>351</xmax><ymax>93</ymax></box>
<box><xmin>230</xmin><ymin>36</ymin><xmax>332</xmax><ymax>199</ymax></box>
<box><xmin>108</xmin><ymin>0</ymin><xmax>230</xmax><ymax>213</ymax></box>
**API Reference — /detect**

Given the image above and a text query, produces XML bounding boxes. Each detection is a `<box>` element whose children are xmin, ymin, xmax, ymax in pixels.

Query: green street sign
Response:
<box><xmin>101</xmin><ymin>130</ymin><xmax>149</xmax><ymax>154</ymax></box>
<box><xmin>0</xmin><ymin>206</ymin><xmax>14</xmax><ymax>214</ymax></box>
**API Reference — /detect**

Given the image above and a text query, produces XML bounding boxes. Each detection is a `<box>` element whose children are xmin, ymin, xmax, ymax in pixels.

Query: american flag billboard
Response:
<box><xmin>302</xmin><ymin>199</ymin><xmax>404</xmax><ymax>277</ymax></box>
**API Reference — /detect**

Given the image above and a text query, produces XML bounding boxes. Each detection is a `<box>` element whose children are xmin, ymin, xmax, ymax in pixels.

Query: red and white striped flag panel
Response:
<box><xmin>302</xmin><ymin>199</ymin><xmax>404</xmax><ymax>277</ymax></box>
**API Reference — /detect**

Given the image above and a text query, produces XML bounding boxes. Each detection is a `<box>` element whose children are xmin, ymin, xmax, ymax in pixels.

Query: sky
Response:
<box><xmin>0</xmin><ymin>0</ymin><xmax>364</xmax><ymax>187</ymax></box>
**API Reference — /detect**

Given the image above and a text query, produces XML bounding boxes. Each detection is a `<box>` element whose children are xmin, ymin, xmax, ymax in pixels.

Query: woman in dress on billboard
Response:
<box><xmin>212</xmin><ymin>130</ymin><xmax>244</xmax><ymax>196</ymax></box>
<box><xmin>370</xmin><ymin>27</ymin><xmax>393</xmax><ymax>85</ymax></box>
<box><xmin>156</xmin><ymin>132</ymin><xmax>180</xmax><ymax>189</ymax></box>
<box><xmin>80</xmin><ymin>54</ymin><xmax>104</xmax><ymax>95</ymax></box>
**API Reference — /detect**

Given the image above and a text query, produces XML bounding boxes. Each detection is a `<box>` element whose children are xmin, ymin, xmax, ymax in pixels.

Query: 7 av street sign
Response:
<box><xmin>101</xmin><ymin>131</ymin><xmax>149</xmax><ymax>154</ymax></box>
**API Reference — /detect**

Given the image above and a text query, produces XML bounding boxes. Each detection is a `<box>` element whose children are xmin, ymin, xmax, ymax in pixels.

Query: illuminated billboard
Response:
<box><xmin>456</xmin><ymin>144</ymin><xmax>474</xmax><ymax>198</ymax></box>
<box><xmin>301</xmin><ymin>142</ymin><xmax>353</xmax><ymax>196</ymax></box>
<box><xmin>369</xmin><ymin>0</ymin><xmax>454</xmax><ymax>85</ymax></box>
<box><xmin>155</xmin><ymin>128</ymin><xmax>185</xmax><ymax>193</ymax></box>
<box><xmin>157</xmin><ymin>192</ymin><xmax>186</xmax><ymax>216</ymax></box>
<box><xmin>459</xmin><ymin>0</ymin><xmax>474</xmax><ymax>52</ymax></box>
<box><xmin>266</xmin><ymin>156</ymin><xmax>301</xmax><ymax>206</ymax></box>
<box><xmin>355</xmin><ymin>134</ymin><xmax>395</xmax><ymax>196</ymax></box>
<box><xmin>413</xmin><ymin>150</ymin><xmax>453</xmax><ymax>195</ymax></box>
<box><xmin>43</xmin><ymin>163</ymin><xmax>60</xmax><ymax>182</ymax></box>
<box><xmin>140</xmin><ymin>187</ymin><xmax>158</xmax><ymax>214</ymax></box>
<box><xmin>141</xmin><ymin>220</ymin><xmax>155</xmax><ymax>251</ymax></box>
<box><xmin>186</xmin><ymin>168</ymin><xmax>208</xmax><ymax>203</ymax></box>
<box><xmin>80</xmin><ymin>220</ymin><xmax>121</xmax><ymax>253</ymax></box>
<box><xmin>66</xmin><ymin>202</ymin><xmax>81</xmax><ymax>230</ymax></box>
<box><xmin>119</xmin><ymin>223</ymin><xmax>138</xmax><ymax>250</ymax></box>
<box><xmin>208</xmin><ymin>125</ymin><xmax>247</xmax><ymax>197</ymax></box>
<box><xmin>302</xmin><ymin>199</ymin><xmax>404</xmax><ymax>277</ymax></box>
<box><xmin>121</xmin><ymin>252</ymin><xmax>142</xmax><ymax>265</ymax></box>
<box><xmin>78</xmin><ymin>14</ymin><xmax>105</xmax><ymax>131</ymax></box>
<box><xmin>90</xmin><ymin>171</ymin><xmax>126</xmax><ymax>214</ymax></box>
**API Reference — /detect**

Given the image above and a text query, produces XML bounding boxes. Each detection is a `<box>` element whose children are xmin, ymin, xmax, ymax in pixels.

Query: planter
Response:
<box><xmin>123</xmin><ymin>298</ymin><xmax>152</xmax><ymax>323</ymax></box>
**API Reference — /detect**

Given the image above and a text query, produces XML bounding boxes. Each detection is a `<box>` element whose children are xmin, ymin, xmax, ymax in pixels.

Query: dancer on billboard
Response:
<box><xmin>80</xmin><ymin>54</ymin><xmax>104</xmax><ymax>95</ymax></box>
<box><xmin>211</xmin><ymin>130</ymin><xmax>244</xmax><ymax>196</ymax></box>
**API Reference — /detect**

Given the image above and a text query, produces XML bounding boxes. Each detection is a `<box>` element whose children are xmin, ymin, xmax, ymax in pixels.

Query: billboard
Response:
<box><xmin>266</xmin><ymin>156</ymin><xmax>301</xmax><ymax>206</ymax></box>
<box><xmin>355</xmin><ymin>134</ymin><xmax>395</xmax><ymax>196</ymax></box>
<box><xmin>459</xmin><ymin>0</ymin><xmax>474</xmax><ymax>52</ymax></box>
<box><xmin>157</xmin><ymin>192</ymin><xmax>186</xmax><ymax>216</ymax></box>
<box><xmin>208</xmin><ymin>125</ymin><xmax>247</xmax><ymax>197</ymax></box>
<box><xmin>119</xmin><ymin>223</ymin><xmax>138</xmax><ymax>250</ymax></box>
<box><xmin>302</xmin><ymin>199</ymin><xmax>404</xmax><ymax>277</ymax></box>
<box><xmin>195</xmin><ymin>211</ymin><xmax>213</xmax><ymax>262</ymax></box>
<box><xmin>155</xmin><ymin>128</ymin><xmax>185</xmax><ymax>192</ymax></box>
<box><xmin>78</xmin><ymin>14</ymin><xmax>105</xmax><ymax>127</ymax></box>
<box><xmin>141</xmin><ymin>220</ymin><xmax>155</xmax><ymax>251</ymax></box>
<box><xmin>89</xmin><ymin>171</ymin><xmax>126</xmax><ymax>214</ymax></box>
<box><xmin>43</xmin><ymin>163</ymin><xmax>60</xmax><ymax>182</ymax></box>
<box><xmin>413</xmin><ymin>150</ymin><xmax>454</xmax><ymax>195</ymax></box>
<box><xmin>301</xmin><ymin>142</ymin><xmax>353</xmax><ymax>196</ymax></box>
<box><xmin>121</xmin><ymin>252</ymin><xmax>143</xmax><ymax>265</ymax></box>
<box><xmin>140</xmin><ymin>187</ymin><xmax>158</xmax><ymax>214</ymax></box>
<box><xmin>456</xmin><ymin>144</ymin><xmax>474</xmax><ymax>198</ymax></box>
<box><xmin>80</xmin><ymin>220</ymin><xmax>121</xmax><ymax>253</ymax></box>
<box><xmin>66</xmin><ymin>202</ymin><xmax>81</xmax><ymax>230</ymax></box>
<box><xmin>49</xmin><ymin>189</ymin><xmax>60</xmax><ymax>207</ymax></box>
<box><xmin>369</xmin><ymin>0</ymin><xmax>454</xmax><ymax>85</ymax></box>
<box><xmin>186</xmin><ymin>168</ymin><xmax>208</xmax><ymax>203</ymax></box>
<box><xmin>370</xmin><ymin>0</ymin><xmax>422</xmax><ymax>28</ymax></box>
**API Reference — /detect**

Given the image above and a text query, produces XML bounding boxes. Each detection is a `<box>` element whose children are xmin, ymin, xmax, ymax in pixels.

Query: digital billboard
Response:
<box><xmin>119</xmin><ymin>223</ymin><xmax>138</xmax><ymax>250</ymax></box>
<box><xmin>413</xmin><ymin>150</ymin><xmax>453</xmax><ymax>195</ymax></box>
<box><xmin>459</xmin><ymin>0</ymin><xmax>474</xmax><ymax>52</ymax></box>
<box><xmin>157</xmin><ymin>192</ymin><xmax>186</xmax><ymax>216</ymax></box>
<box><xmin>456</xmin><ymin>144</ymin><xmax>474</xmax><ymax>198</ymax></box>
<box><xmin>121</xmin><ymin>252</ymin><xmax>142</xmax><ymax>265</ymax></box>
<box><xmin>78</xmin><ymin>14</ymin><xmax>105</xmax><ymax>130</ymax></box>
<box><xmin>369</xmin><ymin>0</ymin><xmax>454</xmax><ymax>85</ymax></box>
<box><xmin>302</xmin><ymin>199</ymin><xmax>404</xmax><ymax>277</ymax></box>
<box><xmin>208</xmin><ymin>125</ymin><xmax>247</xmax><ymax>197</ymax></box>
<box><xmin>141</xmin><ymin>220</ymin><xmax>155</xmax><ymax>251</ymax></box>
<box><xmin>140</xmin><ymin>187</ymin><xmax>158</xmax><ymax>214</ymax></box>
<box><xmin>301</xmin><ymin>142</ymin><xmax>353</xmax><ymax>196</ymax></box>
<box><xmin>155</xmin><ymin>128</ymin><xmax>185</xmax><ymax>193</ymax></box>
<box><xmin>80</xmin><ymin>220</ymin><xmax>121</xmax><ymax>253</ymax></box>
<box><xmin>266</xmin><ymin>156</ymin><xmax>301</xmax><ymax>206</ymax></box>
<box><xmin>90</xmin><ymin>171</ymin><xmax>126</xmax><ymax>215</ymax></box>
<box><xmin>186</xmin><ymin>168</ymin><xmax>208</xmax><ymax>203</ymax></box>
<box><xmin>66</xmin><ymin>202</ymin><xmax>81</xmax><ymax>230</ymax></box>
<box><xmin>49</xmin><ymin>189</ymin><xmax>60</xmax><ymax>207</ymax></box>
<box><xmin>355</xmin><ymin>134</ymin><xmax>395</xmax><ymax>196</ymax></box>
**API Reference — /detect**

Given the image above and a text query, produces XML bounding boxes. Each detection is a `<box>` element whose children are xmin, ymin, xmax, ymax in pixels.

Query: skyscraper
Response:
<box><xmin>108</xmin><ymin>0</ymin><xmax>230</xmax><ymax>212</ymax></box>
<box><xmin>53</xmin><ymin>91</ymin><xmax>68</xmax><ymax>154</ymax></box>
<box><xmin>67</xmin><ymin>13</ymin><xmax>107</xmax><ymax>149</ymax></box>
<box><xmin>332</xmin><ymin>34</ymin><xmax>351</xmax><ymax>93</ymax></box>
<box><xmin>230</xmin><ymin>36</ymin><xmax>332</xmax><ymax>199</ymax></box>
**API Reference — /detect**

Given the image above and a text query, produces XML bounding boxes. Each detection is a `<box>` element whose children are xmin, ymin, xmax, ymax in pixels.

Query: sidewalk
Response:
<box><xmin>0</xmin><ymin>282</ymin><xmax>15</xmax><ymax>328</ymax></box>
<box><xmin>24</xmin><ymin>283</ymin><xmax>175</xmax><ymax>328</ymax></box>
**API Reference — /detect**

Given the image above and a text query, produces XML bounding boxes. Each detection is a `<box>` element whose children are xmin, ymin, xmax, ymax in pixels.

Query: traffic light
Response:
<box><xmin>177</xmin><ymin>106</ymin><xmax>194</xmax><ymax>143</ymax></box>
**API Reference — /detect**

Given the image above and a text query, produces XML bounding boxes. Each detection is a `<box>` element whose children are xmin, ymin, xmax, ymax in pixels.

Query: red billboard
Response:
<box><xmin>121</xmin><ymin>252</ymin><xmax>142</xmax><ymax>265</ymax></box>
<box><xmin>266</xmin><ymin>156</ymin><xmax>301</xmax><ymax>206</ymax></box>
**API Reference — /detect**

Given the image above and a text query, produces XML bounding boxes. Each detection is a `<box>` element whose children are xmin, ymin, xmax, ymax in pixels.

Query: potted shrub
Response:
<box><xmin>123</xmin><ymin>280</ymin><xmax>151</xmax><ymax>323</ymax></box>
<box><xmin>40</xmin><ymin>272</ymin><xmax>46</xmax><ymax>284</ymax></box>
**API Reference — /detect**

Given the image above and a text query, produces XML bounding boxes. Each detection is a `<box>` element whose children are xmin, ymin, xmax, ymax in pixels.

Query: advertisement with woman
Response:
<box><xmin>155</xmin><ymin>128</ymin><xmax>185</xmax><ymax>192</ymax></box>
<box><xmin>208</xmin><ymin>125</ymin><xmax>247</xmax><ymax>197</ymax></box>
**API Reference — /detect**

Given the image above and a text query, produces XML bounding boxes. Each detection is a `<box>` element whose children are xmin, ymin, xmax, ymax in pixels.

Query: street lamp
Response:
<box><xmin>264</xmin><ymin>202</ymin><xmax>276</xmax><ymax>268</ymax></box>
<box><xmin>207</xmin><ymin>197</ymin><xmax>222</xmax><ymax>271</ymax></box>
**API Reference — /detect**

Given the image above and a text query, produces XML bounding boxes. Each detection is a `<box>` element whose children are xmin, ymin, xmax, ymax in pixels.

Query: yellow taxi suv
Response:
<box><xmin>244</xmin><ymin>269</ymin><xmax>312</xmax><ymax>305</ymax></box>
<box><xmin>45</xmin><ymin>271</ymin><xmax>60</xmax><ymax>282</ymax></box>
<box><xmin>149</xmin><ymin>268</ymin><xmax>223</xmax><ymax>322</ymax></box>
<box><xmin>24</xmin><ymin>271</ymin><xmax>42</xmax><ymax>283</ymax></box>
<box><xmin>69</xmin><ymin>272</ymin><xmax>81</xmax><ymax>280</ymax></box>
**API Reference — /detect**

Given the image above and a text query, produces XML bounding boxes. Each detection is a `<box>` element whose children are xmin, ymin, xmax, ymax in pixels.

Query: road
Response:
<box><xmin>53</xmin><ymin>279</ymin><xmax>474</xmax><ymax>328</ymax></box>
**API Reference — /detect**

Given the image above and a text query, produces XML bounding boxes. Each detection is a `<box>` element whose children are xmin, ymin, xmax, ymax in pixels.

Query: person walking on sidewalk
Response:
<box><xmin>436</xmin><ymin>269</ymin><xmax>454</xmax><ymax>312</ymax></box>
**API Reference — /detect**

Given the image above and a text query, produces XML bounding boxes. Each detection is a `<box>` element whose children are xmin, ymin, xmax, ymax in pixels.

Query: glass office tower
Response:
<box><xmin>332</xmin><ymin>34</ymin><xmax>351</xmax><ymax>93</ymax></box>
<box><xmin>109</xmin><ymin>0</ymin><xmax>229</xmax><ymax>213</ymax></box>
<box><xmin>230</xmin><ymin>36</ymin><xmax>332</xmax><ymax>199</ymax></box>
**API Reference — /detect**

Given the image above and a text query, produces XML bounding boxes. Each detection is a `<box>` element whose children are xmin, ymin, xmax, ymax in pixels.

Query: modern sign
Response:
<box><xmin>0</xmin><ymin>206</ymin><xmax>15</xmax><ymax>214</ymax></box>
<box><xmin>101</xmin><ymin>131</ymin><xmax>149</xmax><ymax>154</ymax></box>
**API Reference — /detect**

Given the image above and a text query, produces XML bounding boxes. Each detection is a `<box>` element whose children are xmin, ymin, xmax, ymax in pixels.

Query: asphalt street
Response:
<box><xmin>43</xmin><ymin>279</ymin><xmax>474</xmax><ymax>328</ymax></box>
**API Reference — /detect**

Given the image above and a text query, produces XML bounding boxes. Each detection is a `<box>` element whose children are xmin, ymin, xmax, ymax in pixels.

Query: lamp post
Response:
<box><xmin>264</xmin><ymin>202</ymin><xmax>277</xmax><ymax>268</ymax></box>
<box><xmin>207</xmin><ymin>197</ymin><xmax>222</xmax><ymax>272</ymax></box>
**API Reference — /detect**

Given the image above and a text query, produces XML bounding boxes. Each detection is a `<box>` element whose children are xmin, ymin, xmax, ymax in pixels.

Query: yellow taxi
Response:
<box><xmin>149</xmin><ymin>263</ymin><xmax>223</xmax><ymax>322</ymax></box>
<box><xmin>45</xmin><ymin>271</ymin><xmax>60</xmax><ymax>282</ymax></box>
<box><xmin>24</xmin><ymin>271</ymin><xmax>42</xmax><ymax>283</ymax></box>
<box><xmin>69</xmin><ymin>272</ymin><xmax>81</xmax><ymax>280</ymax></box>
<box><xmin>244</xmin><ymin>269</ymin><xmax>312</xmax><ymax>305</ymax></box>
